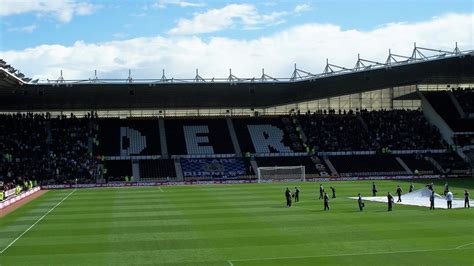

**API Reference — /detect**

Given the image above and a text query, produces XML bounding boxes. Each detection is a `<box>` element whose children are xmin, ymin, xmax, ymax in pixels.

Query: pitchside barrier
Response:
<box><xmin>42</xmin><ymin>174</ymin><xmax>443</xmax><ymax>189</ymax></box>
<box><xmin>0</xmin><ymin>187</ymin><xmax>41</xmax><ymax>209</ymax></box>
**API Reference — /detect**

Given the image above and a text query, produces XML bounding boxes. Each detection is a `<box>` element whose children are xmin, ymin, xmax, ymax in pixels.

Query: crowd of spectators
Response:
<box><xmin>0</xmin><ymin>113</ymin><xmax>99</xmax><ymax>186</ymax></box>
<box><xmin>360</xmin><ymin>109</ymin><xmax>445</xmax><ymax>150</ymax></box>
<box><xmin>452</xmin><ymin>87</ymin><xmax>474</xmax><ymax>114</ymax></box>
<box><xmin>299</xmin><ymin>109</ymin><xmax>445</xmax><ymax>152</ymax></box>
<box><xmin>298</xmin><ymin>110</ymin><xmax>371</xmax><ymax>152</ymax></box>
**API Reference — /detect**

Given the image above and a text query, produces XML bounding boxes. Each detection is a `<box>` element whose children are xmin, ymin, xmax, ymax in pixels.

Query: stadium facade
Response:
<box><xmin>0</xmin><ymin>44</ymin><xmax>473</xmax><ymax>117</ymax></box>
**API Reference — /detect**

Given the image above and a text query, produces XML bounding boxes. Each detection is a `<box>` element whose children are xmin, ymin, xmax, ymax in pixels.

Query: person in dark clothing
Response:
<box><xmin>444</xmin><ymin>182</ymin><xmax>449</xmax><ymax>196</ymax></box>
<box><xmin>294</xmin><ymin>187</ymin><xmax>300</xmax><ymax>203</ymax></box>
<box><xmin>465</xmin><ymin>190</ymin><xmax>470</xmax><ymax>208</ymax></box>
<box><xmin>409</xmin><ymin>183</ymin><xmax>414</xmax><ymax>193</ymax></box>
<box><xmin>357</xmin><ymin>193</ymin><xmax>364</xmax><ymax>211</ymax></box>
<box><xmin>319</xmin><ymin>184</ymin><xmax>324</xmax><ymax>199</ymax></box>
<box><xmin>426</xmin><ymin>182</ymin><xmax>433</xmax><ymax>191</ymax></box>
<box><xmin>429</xmin><ymin>191</ymin><xmax>435</xmax><ymax>210</ymax></box>
<box><xmin>372</xmin><ymin>182</ymin><xmax>378</xmax><ymax>196</ymax></box>
<box><xmin>387</xmin><ymin>192</ymin><xmax>394</xmax><ymax>211</ymax></box>
<box><xmin>396</xmin><ymin>185</ymin><xmax>403</xmax><ymax>202</ymax></box>
<box><xmin>285</xmin><ymin>188</ymin><xmax>292</xmax><ymax>207</ymax></box>
<box><xmin>323</xmin><ymin>192</ymin><xmax>330</xmax><ymax>211</ymax></box>
<box><xmin>330</xmin><ymin>186</ymin><xmax>336</xmax><ymax>198</ymax></box>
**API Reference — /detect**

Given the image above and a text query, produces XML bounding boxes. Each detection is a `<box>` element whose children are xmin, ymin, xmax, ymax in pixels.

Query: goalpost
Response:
<box><xmin>257</xmin><ymin>166</ymin><xmax>305</xmax><ymax>183</ymax></box>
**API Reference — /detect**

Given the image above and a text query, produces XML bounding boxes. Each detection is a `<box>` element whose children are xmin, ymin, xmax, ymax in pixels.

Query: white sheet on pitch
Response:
<box><xmin>349</xmin><ymin>188</ymin><xmax>473</xmax><ymax>209</ymax></box>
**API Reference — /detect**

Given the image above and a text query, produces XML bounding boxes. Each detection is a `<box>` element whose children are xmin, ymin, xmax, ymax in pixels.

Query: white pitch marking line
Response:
<box><xmin>227</xmin><ymin>246</ymin><xmax>474</xmax><ymax>264</ymax></box>
<box><xmin>158</xmin><ymin>187</ymin><xmax>164</xmax><ymax>192</ymax></box>
<box><xmin>456</xmin><ymin>242</ymin><xmax>474</xmax><ymax>249</ymax></box>
<box><xmin>227</xmin><ymin>260</ymin><xmax>234</xmax><ymax>266</ymax></box>
<box><xmin>0</xmin><ymin>189</ymin><xmax>76</xmax><ymax>255</ymax></box>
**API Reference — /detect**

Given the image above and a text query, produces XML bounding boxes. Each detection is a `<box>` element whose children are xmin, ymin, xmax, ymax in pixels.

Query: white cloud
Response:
<box><xmin>7</xmin><ymin>24</ymin><xmax>37</xmax><ymax>33</ymax></box>
<box><xmin>0</xmin><ymin>0</ymin><xmax>98</xmax><ymax>23</ymax></box>
<box><xmin>153</xmin><ymin>0</ymin><xmax>205</xmax><ymax>9</ymax></box>
<box><xmin>168</xmin><ymin>4</ymin><xmax>288</xmax><ymax>35</ymax></box>
<box><xmin>294</xmin><ymin>4</ymin><xmax>311</xmax><ymax>13</ymax></box>
<box><xmin>0</xmin><ymin>13</ymin><xmax>472</xmax><ymax>81</ymax></box>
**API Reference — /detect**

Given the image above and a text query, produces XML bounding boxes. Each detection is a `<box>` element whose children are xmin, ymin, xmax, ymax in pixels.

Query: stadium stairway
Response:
<box><xmin>448</xmin><ymin>90</ymin><xmax>467</xmax><ymax>118</ymax></box>
<box><xmin>395</xmin><ymin>157</ymin><xmax>413</xmax><ymax>174</ymax></box>
<box><xmin>226</xmin><ymin>117</ymin><xmax>242</xmax><ymax>157</ymax></box>
<box><xmin>158</xmin><ymin>118</ymin><xmax>169</xmax><ymax>158</ymax></box>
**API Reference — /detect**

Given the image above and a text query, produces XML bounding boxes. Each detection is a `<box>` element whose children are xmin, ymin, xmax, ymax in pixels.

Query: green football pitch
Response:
<box><xmin>0</xmin><ymin>178</ymin><xmax>473</xmax><ymax>265</ymax></box>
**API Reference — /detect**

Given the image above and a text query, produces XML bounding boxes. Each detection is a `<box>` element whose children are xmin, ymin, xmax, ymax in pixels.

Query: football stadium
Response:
<box><xmin>0</xmin><ymin>1</ymin><xmax>473</xmax><ymax>265</ymax></box>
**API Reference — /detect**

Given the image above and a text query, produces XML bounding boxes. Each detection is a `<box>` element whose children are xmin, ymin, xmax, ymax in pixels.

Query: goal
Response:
<box><xmin>257</xmin><ymin>166</ymin><xmax>305</xmax><ymax>183</ymax></box>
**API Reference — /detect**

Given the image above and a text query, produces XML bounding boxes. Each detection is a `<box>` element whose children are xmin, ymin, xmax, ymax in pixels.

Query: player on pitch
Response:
<box><xmin>396</xmin><ymin>185</ymin><xmax>403</xmax><ymax>202</ymax></box>
<box><xmin>387</xmin><ymin>192</ymin><xmax>394</xmax><ymax>211</ymax></box>
<box><xmin>285</xmin><ymin>188</ymin><xmax>292</xmax><ymax>207</ymax></box>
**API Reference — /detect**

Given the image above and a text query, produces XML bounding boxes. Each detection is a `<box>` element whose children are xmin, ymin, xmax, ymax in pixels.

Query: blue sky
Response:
<box><xmin>0</xmin><ymin>0</ymin><xmax>472</xmax><ymax>79</ymax></box>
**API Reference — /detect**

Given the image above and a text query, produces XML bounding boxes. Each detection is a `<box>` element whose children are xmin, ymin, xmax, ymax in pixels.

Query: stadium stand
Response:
<box><xmin>423</xmin><ymin>91</ymin><xmax>474</xmax><ymax>132</ymax></box>
<box><xmin>96</xmin><ymin>118</ymin><xmax>161</xmax><ymax>156</ymax></box>
<box><xmin>139</xmin><ymin>159</ymin><xmax>176</xmax><ymax>179</ymax></box>
<box><xmin>165</xmin><ymin>118</ymin><xmax>235</xmax><ymax>155</ymax></box>
<box><xmin>328</xmin><ymin>155</ymin><xmax>407</xmax><ymax>176</ymax></box>
<box><xmin>360</xmin><ymin>109</ymin><xmax>445</xmax><ymax>150</ymax></box>
<box><xmin>397</xmin><ymin>154</ymin><xmax>439</xmax><ymax>175</ymax></box>
<box><xmin>452</xmin><ymin>87</ymin><xmax>474</xmax><ymax>115</ymax></box>
<box><xmin>103</xmin><ymin>160</ymin><xmax>132</xmax><ymax>181</ymax></box>
<box><xmin>233</xmin><ymin>116</ymin><xmax>304</xmax><ymax>154</ymax></box>
<box><xmin>430</xmin><ymin>152</ymin><xmax>471</xmax><ymax>175</ymax></box>
<box><xmin>0</xmin><ymin>113</ymin><xmax>98</xmax><ymax>185</ymax></box>
<box><xmin>298</xmin><ymin>110</ymin><xmax>371</xmax><ymax>152</ymax></box>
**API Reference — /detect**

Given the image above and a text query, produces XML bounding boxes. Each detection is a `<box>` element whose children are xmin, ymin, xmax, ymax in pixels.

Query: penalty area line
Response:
<box><xmin>456</xmin><ymin>242</ymin><xmax>474</xmax><ymax>249</ymax></box>
<box><xmin>227</xmin><ymin>246</ymin><xmax>474</xmax><ymax>264</ymax></box>
<box><xmin>0</xmin><ymin>189</ymin><xmax>76</xmax><ymax>255</ymax></box>
<box><xmin>158</xmin><ymin>187</ymin><xmax>164</xmax><ymax>192</ymax></box>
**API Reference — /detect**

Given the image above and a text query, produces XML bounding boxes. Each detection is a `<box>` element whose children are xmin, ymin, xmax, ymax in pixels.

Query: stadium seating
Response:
<box><xmin>430</xmin><ymin>152</ymin><xmax>471</xmax><ymax>175</ymax></box>
<box><xmin>165</xmin><ymin>118</ymin><xmax>235</xmax><ymax>155</ymax></box>
<box><xmin>1</xmin><ymin>109</ymin><xmax>471</xmax><ymax>184</ymax></box>
<box><xmin>423</xmin><ymin>91</ymin><xmax>474</xmax><ymax>132</ymax></box>
<box><xmin>360</xmin><ymin>109</ymin><xmax>445</xmax><ymax>150</ymax></box>
<box><xmin>139</xmin><ymin>159</ymin><xmax>176</xmax><ymax>179</ymax></box>
<box><xmin>103</xmin><ymin>160</ymin><xmax>132</xmax><ymax>181</ymax></box>
<box><xmin>96</xmin><ymin>118</ymin><xmax>161</xmax><ymax>156</ymax></box>
<box><xmin>452</xmin><ymin>87</ymin><xmax>474</xmax><ymax>115</ymax></box>
<box><xmin>298</xmin><ymin>110</ymin><xmax>371</xmax><ymax>151</ymax></box>
<box><xmin>328</xmin><ymin>155</ymin><xmax>407</xmax><ymax>176</ymax></box>
<box><xmin>233</xmin><ymin>116</ymin><xmax>304</xmax><ymax>154</ymax></box>
<box><xmin>397</xmin><ymin>154</ymin><xmax>439</xmax><ymax>174</ymax></box>
<box><xmin>0</xmin><ymin>113</ymin><xmax>98</xmax><ymax>185</ymax></box>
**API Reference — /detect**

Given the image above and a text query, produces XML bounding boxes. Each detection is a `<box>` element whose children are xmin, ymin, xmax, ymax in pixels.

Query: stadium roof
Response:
<box><xmin>0</xmin><ymin>44</ymin><xmax>473</xmax><ymax>111</ymax></box>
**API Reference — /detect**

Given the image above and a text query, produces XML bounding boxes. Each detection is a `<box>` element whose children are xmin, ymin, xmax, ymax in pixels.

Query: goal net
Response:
<box><xmin>257</xmin><ymin>166</ymin><xmax>305</xmax><ymax>183</ymax></box>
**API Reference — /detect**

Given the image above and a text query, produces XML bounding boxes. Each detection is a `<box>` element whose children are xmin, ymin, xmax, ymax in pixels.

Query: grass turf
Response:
<box><xmin>0</xmin><ymin>178</ymin><xmax>473</xmax><ymax>265</ymax></box>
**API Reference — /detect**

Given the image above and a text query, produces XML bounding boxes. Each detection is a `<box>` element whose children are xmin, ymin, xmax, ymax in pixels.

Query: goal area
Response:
<box><xmin>257</xmin><ymin>166</ymin><xmax>305</xmax><ymax>183</ymax></box>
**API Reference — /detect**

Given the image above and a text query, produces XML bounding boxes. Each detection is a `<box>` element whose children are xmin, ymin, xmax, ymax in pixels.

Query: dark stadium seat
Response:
<box><xmin>139</xmin><ymin>159</ymin><xmax>176</xmax><ymax>179</ymax></box>
<box><xmin>232</xmin><ymin>116</ymin><xmax>304</xmax><ymax>154</ymax></box>
<box><xmin>104</xmin><ymin>160</ymin><xmax>132</xmax><ymax>180</ymax></box>
<box><xmin>299</xmin><ymin>111</ymin><xmax>371</xmax><ymax>152</ymax></box>
<box><xmin>398</xmin><ymin>154</ymin><xmax>439</xmax><ymax>174</ymax></box>
<box><xmin>360</xmin><ymin>109</ymin><xmax>445</xmax><ymax>150</ymax></box>
<box><xmin>328</xmin><ymin>155</ymin><xmax>407</xmax><ymax>176</ymax></box>
<box><xmin>96</xmin><ymin>118</ymin><xmax>161</xmax><ymax>156</ymax></box>
<box><xmin>452</xmin><ymin>87</ymin><xmax>474</xmax><ymax>115</ymax></box>
<box><xmin>164</xmin><ymin>118</ymin><xmax>235</xmax><ymax>155</ymax></box>
<box><xmin>423</xmin><ymin>91</ymin><xmax>474</xmax><ymax>132</ymax></box>
<box><xmin>430</xmin><ymin>152</ymin><xmax>471</xmax><ymax>175</ymax></box>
